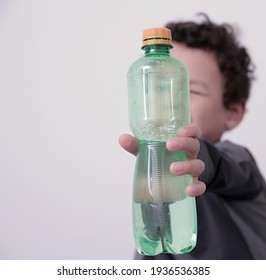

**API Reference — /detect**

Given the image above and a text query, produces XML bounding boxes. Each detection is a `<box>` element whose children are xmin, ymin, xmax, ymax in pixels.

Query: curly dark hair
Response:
<box><xmin>165</xmin><ymin>13</ymin><xmax>255</xmax><ymax>108</ymax></box>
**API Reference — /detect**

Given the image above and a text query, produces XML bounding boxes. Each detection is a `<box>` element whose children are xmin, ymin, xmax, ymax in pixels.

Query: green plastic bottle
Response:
<box><xmin>127</xmin><ymin>28</ymin><xmax>197</xmax><ymax>256</ymax></box>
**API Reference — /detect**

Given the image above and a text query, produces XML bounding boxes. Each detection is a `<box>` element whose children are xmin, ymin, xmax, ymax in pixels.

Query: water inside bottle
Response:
<box><xmin>132</xmin><ymin>141</ymin><xmax>197</xmax><ymax>255</ymax></box>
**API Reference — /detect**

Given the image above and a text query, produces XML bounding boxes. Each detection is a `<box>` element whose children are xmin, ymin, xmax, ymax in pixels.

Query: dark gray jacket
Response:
<box><xmin>136</xmin><ymin>140</ymin><xmax>266</xmax><ymax>260</ymax></box>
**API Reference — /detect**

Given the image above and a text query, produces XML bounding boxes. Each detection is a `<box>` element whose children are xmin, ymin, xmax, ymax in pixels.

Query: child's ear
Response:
<box><xmin>225</xmin><ymin>100</ymin><xmax>246</xmax><ymax>130</ymax></box>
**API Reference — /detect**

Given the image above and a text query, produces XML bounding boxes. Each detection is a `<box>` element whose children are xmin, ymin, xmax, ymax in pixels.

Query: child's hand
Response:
<box><xmin>118</xmin><ymin>124</ymin><xmax>206</xmax><ymax>197</ymax></box>
<box><xmin>166</xmin><ymin>125</ymin><xmax>206</xmax><ymax>197</ymax></box>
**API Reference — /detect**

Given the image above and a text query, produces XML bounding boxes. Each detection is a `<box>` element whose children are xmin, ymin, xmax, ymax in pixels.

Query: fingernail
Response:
<box><xmin>169</xmin><ymin>139</ymin><xmax>179</xmax><ymax>149</ymax></box>
<box><xmin>187</xmin><ymin>186</ymin><xmax>197</xmax><ymax>196</ymax></box>
<box><xmin>173</xmin><ymin>163</ymin><xmax>183</xmax><ymax>173</ymax></box>
<box><xmin>178</xmin><ymin>127</ymin><xmax>189</xmax><ymax>137</ymax></box>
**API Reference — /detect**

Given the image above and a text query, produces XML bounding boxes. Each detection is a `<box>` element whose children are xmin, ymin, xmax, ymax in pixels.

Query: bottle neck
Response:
<box><xmin>142</xmin><ymin>44</ymin><xmax>172</xmax><ymax>55</ymax></box>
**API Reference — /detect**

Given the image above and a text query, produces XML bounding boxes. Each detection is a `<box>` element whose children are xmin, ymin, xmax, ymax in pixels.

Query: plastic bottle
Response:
<box><xmin>127</xmin><ymin>28</ymin><xmax>197</xmax><ymax>256</ymax></box>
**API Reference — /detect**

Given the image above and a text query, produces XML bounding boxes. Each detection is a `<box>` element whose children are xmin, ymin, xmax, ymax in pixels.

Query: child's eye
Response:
<box><xmin>190</xmin><ymin>90</ymin><xmax>202</xmax><ymax>95</ymax></box>
<box><xmin>190</xmin><ymin>90</ymin><xmax>207</xmax><ymax>96</ymax></box>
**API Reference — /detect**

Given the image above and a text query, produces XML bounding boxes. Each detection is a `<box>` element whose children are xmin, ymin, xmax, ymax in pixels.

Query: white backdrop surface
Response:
<box><xmin>0</xmin><ymin>0</ymin><xmax>266</xmax><ymax>259</ymax></box>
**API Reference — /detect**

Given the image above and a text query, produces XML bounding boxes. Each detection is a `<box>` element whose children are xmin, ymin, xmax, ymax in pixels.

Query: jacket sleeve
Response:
<box><xmin>198</xmin><ymin>140</ymin><xmax>264</xmax><ymax>198</ymax></box>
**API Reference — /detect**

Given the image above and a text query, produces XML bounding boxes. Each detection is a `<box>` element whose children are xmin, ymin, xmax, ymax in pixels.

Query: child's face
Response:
<box><xmin>171</xmin><ymin>43</ymin><xmax>236</xmax><ymax>143</ymax></box>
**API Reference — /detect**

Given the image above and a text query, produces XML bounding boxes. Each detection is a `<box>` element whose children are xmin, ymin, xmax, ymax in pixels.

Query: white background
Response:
<box><xmin>0</xmin><ymin>0</ymin><xmax>266</xmax><ymax>259</ymax></box>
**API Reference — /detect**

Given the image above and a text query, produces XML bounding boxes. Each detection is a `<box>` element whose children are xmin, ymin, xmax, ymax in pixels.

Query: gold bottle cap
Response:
<box><xmin>142</xmin><ymin>27</ymin><xmax>172</xmax><ymax>48</ymax></box>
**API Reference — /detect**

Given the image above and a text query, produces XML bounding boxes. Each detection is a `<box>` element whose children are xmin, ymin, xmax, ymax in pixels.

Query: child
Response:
<box><xmin>119</xmin><ymin>14</ymin><xmax>266</xmax><ymax>259</ymax></box>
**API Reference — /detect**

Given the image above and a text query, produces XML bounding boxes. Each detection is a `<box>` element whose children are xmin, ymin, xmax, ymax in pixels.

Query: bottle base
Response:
<box><xmin>133</xmin><ymin>201</ymin><xmax>197</xmax><ymax>256</ymax></box>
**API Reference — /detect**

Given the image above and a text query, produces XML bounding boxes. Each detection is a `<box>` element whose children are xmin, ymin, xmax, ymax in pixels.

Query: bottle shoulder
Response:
<box><xmin>128</xmin><ymin>55</ymin><xmax>188</xmax><ymax>75</ymax></box>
